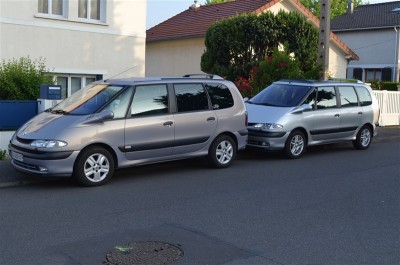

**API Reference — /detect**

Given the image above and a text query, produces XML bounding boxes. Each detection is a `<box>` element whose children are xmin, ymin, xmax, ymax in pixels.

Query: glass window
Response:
<box><xmin>130</xmin><ymin>85</ymin><xmax>169</xmax><ymax>117</ymax></box>
<box><xmin>38</xmin><ymin>0</ymin><xmax>63</xmax><ymax>15</ymax></box>
<box><xmin>338</xmin><ymin>86</ymin><xmax>358</xmax><ymax>108</ymax></box>
<box><xmin>250</xmin><ymin>84</ymin><xmax>312</xmax><ymax>107</ymax></box>
<box><xmin>355</xmin><ymin>86</ymin><xmax>372</xmax><ymax>106</ymax></box>
<box><xmin>71</xmin><ymin>77</ymin><xmax>82</xmax><ymax>95</ymax></box>
<box><xmin>205</xmin><ymin>83</ymin><xmax>233</xmax><ymax>110</ymax></box>
<box><xmin>52</xmin><ymin>84</ymin><xmax>124</xmax><ymax>115</ymax></box>
<box><xmin>303</xmin><ymin>88</ymin><xmax>317</xmax><ymax>109</ymax></box>
<box><xmin>174</xmin><ymin>84</ymin><xmax>209</xmax><ymax>112</ymax></box>
<box><xmin>85</xmin><ymin>77</ymin><xmax>96</xmax><ymax>86</ymax></box>
<box><xmin>104</xmin><ymin>87</ymin><xmax>132</xmax><ymax>119</ymax></box>
<box><xmin>79</xmin><ymin>0</ymin><xmax>101</xmax><ymax>20</ymax></box>
<box><xmin>56</xmin><ymin>76</ymin><xmax>68</xmax><ymax>99</ymax></box>
<box><xmin>316</xmin><ymin>86</ymin><xmax>337</xmax><ymax>109</ymax></box>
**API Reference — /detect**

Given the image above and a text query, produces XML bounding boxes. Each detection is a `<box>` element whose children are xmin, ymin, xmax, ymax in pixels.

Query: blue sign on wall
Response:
<box><xmin>0</xmin><ymin>100</ymin><xmax>38</xmax><ymax>130</ymax></box>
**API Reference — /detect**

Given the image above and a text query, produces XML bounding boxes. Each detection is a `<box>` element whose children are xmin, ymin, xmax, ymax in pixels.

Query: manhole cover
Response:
<box><xmin>104</xmin><ymin>241</ymin><xmax>184</xmax><ymax>265</ymax></box>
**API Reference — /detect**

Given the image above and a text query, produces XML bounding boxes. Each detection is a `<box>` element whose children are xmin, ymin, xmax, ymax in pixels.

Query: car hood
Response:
<box><xmin>16</xmin><ymin>112</ymin><xmax>88</xmax><ymax>139</ymax></box>
<box><xmin>246</xmin><ymin>103</ymin><xmax>293</xmax><ymax>124</ymax></box>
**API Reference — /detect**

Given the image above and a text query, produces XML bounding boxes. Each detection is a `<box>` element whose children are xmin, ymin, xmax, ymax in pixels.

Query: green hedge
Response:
<box><xmin>370</xmin><ymin>81</ymin><xmax>400</xmax><ymax>91</ymax></box>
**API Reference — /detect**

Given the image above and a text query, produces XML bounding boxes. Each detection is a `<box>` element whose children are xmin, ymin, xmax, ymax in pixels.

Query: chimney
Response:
<box><xmin>190</xmin><ymin>0</ymin><xmax>201</xmax><ymax>9</ymax></box>
<box><xmin>348</xmin><ymin>0</ymin><xmax>354</xmax><ymax>14</ymax></box>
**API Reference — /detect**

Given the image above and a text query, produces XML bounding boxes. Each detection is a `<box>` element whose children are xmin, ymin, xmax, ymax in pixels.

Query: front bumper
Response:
<box><xmin>8</xmin><ymin>144</ymin><xmax>79</xmax><ymax>177</ymax></box>
<box><xmin>246</xmin><ymin>129</ymin><xmax>289</xmax><ymax>151</ymax></box>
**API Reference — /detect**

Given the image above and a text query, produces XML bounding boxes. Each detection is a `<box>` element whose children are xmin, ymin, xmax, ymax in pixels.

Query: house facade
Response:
<box><xmin>331</xmin><ymin>1</ymin><xmax>400</xmax><ymax>82</ymax></box>
<box><xmin>0</xmin><ymin>0</ymin><xmax>147</xmax><ymax>99</ymax></box>
<box><xmin>146</xmin><ymin>0</ymin><xmax>358</xmax><ymax>79</ymax></box>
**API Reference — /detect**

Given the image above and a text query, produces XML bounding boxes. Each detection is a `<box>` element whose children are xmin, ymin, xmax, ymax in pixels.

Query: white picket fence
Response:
<box><xmin>373</xmin><ymin>90</ymin><xmax>400</xmax><ymax>126</ymax></box>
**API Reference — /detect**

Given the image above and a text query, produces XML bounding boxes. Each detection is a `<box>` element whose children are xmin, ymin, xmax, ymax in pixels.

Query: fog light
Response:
<box><xmin>39</xmin><ymin>166</ymin><xmax>48</xmax><ymax>172</ymax></box>
<box><xmin>261</xmin><ymin>142</ymin><xmax>270</xmax><ymax>147</ymax></box>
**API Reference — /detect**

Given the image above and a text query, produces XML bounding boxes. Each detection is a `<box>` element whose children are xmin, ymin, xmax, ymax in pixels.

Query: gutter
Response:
<box><xmin>332</xmin><ymin>25</ymin><xmax>400</xmax><ymax>32</ymax></box>
<box><xmin>394</xmin><ymin>27</ymin><xmax>399</xmax><ymax>82</ymax></box>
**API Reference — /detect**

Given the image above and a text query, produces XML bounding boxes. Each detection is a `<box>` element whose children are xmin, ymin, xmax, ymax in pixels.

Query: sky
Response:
<box><xmin>146</xmin><ymin>0</ymin><xmax>396</xmax><ymax>29</ymax></box>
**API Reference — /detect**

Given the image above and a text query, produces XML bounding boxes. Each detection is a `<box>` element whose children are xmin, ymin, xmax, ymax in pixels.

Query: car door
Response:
<box><xmin>309</xmin><ymin>86</ymin><xmax>341</xmax><ymax>142</ymax></box>
<box><xmin>124</xmin><ymin>84</ymin><xmax>174</xmax><ymax>161</ymax></box>
<box><xmin>172</xmin><ymin>83</ymin><xmax>217</xmax><ymax>155</ymax></box>
<box><xmin>337</xmin><ymin>86</ymin><xmax>362</xmax><ymax>138</ymax></box>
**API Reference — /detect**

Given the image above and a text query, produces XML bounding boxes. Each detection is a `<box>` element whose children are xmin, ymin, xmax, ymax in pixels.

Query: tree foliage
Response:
<box><xmin>0</xmin><ymin>57</ymin><xmax>54</xmax><ymax>100</ymax></box>
<box><xmin>204</xmin><ymin>0</ymin><xmax>233</xmax><ymax>5</ymax></box>
<box><xmin>201</xmin><ymin>11</ymin><xmax>320</xmax><ymax>83</ymax></box>
<box><xmin>300</xmin><ymin>0</ymin><xmax>365</xmax><ymax>19</ymax></box>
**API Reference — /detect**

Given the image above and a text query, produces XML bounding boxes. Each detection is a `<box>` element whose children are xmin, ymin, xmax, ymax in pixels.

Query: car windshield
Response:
<box><xmin>249</xmin><ymin>84</ymin><xmax>312</xmax><ymax>107</ymax></box>
<box><xmin>51</xmin><ymin>83</ymin><xmax>125</xmax><ymax>115</ymax></box>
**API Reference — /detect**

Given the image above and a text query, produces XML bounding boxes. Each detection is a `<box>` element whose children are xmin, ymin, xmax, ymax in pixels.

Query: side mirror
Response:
<box><xmin>291</xmin><ymin>104</ymin><xmax>312</xmax><ymax>114</ymax></box>
<box><xmin>243</xmin><ymin>97</ymin><xmax>249</xmax><ymax>103</ymax></box>
<box><xmin>97</xmin><ymin>110</ymin><xmax>114</xmax><ymax>121</ymax></box>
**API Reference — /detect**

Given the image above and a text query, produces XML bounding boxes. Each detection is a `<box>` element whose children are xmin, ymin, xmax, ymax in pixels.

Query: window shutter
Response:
<box><xmin>382</xmin><ymin>68</ymin><xmax>392</xmax><ymax>81</ymax></box>
<box><xmin>353</xmin><ymin>68</ymin><xmax>362</xmax><ymax>81</ymax></box>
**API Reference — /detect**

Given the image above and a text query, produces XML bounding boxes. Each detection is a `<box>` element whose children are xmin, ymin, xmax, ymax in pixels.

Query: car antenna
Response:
<box><xmin>104</xmin><ymin>65</ymin><xmax>138</xmax><ymax>82</ymax></box>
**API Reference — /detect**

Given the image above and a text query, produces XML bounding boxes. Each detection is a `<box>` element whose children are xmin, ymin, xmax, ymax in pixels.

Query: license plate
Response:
<box><xmin>11</xmin><ymin>151</ymin><xmax>23</xmax><ymax>162</ymax></box>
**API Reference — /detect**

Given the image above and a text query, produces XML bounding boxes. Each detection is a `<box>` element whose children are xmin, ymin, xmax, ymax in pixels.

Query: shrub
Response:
<box><xmin>0</xmin><ymin>149</ymin><xmax>8</xmax><ymax>160</ymax></box>
<box><xmin>370</xmin><ymin>80</ymin><xmax>400</xmax><ymax>91</ymax></box>
<box><xmin>0</xmin><ymin>57</ymin><xmax>54</xmax><ymax>100</ymax></box>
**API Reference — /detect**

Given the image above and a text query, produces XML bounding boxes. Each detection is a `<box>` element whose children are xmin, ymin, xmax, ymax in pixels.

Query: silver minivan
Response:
<box><xmin>9</xmin><ymin>76</ymin><xmax>248</xmax><ymax>186</ymax></box>
<box><xmin>246</xmin><ymin>80</ymin><xmax>380</xmax><ymax>158</ymax></box>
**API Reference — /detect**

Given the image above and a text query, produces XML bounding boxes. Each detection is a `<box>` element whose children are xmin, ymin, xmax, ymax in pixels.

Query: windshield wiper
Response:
<box><xmin>50</xmin><ymin>109</ymin><xmax>68</xmax><ymax>115</ymax></box>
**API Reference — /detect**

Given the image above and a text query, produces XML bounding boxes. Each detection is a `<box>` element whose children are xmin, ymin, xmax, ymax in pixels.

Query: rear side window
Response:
<box><xmin>174</xmin><ymin>84</ymin><xmax>209</xmax><ymax>112</ymax></box>
<box><xmin>205</xmin><ymin>83</ymin><xmax>234</xmax><ymax>110</ymax></box>
<box><xmin>316</xmin><ymin>86</ymin><xmax>337</xmax><ymax>109</ymax></box>
<box><xmin>355</xmin><ymin>86</ymin><xmax>373</xmax><ymax>106</ymax></box>
<box><xmin>338</xmin><ymin>86</ymin><xmax>359</xmax><ymax>108</ymax></box>
<box><xmin>130</xmin><ymin>84</ymin><xmax>169</xmax><ymax>117</ymax></box>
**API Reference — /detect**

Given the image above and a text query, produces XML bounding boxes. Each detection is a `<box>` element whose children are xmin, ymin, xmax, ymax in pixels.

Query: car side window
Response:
<box><xmin>355</xmin><ymin>86</ymin><xmax>373</xmax><ymax>106</ymax></box>
<box><xmin>105</xmin><ymin>87</ymin><xmax>133</xmax><ymax>119</ymax></box>
<box><xmin>204</xmin><ymin>83</ymin><xmax>234</xmax><ymax>110</ymax></box>
<box><xmin>303</xmin><ymin>88</ymin><xmax>317</xmax><ymax>109</ymax></box>
<box><xmin>130</xmin><ymin>84</ymin><xmax>169</xmax><ymax>117</ymax></box>
<box><xmin>338</xmin><ymin>86</ymin><xmax>359</xmax><ymax>108</ymax></box>
<box><xmin>316</xmin><ymin>86</ymin><xmax>337</xmax><ymax>109</ymax></box>
<box><xmin>174</xmin><ymin>83</ymin><xmax>209</xmax><ymax>112</ymax></box>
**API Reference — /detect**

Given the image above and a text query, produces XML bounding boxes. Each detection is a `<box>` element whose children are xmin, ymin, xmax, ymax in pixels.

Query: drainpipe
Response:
<box><xmin>394</xmin><ymin>27</ymin><xmax>399</xmax><ymax>82</ymax></box>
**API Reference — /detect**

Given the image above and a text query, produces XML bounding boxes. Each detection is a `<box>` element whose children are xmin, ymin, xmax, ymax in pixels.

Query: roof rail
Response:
<box><xmin>183</xmin><ymin>74</ymin><xmax>224</xmax><ymax>80</ymax></box>
<box><xmin>277</xmin><ymin>79</ymin><xmax>316</xmax><ymax>84</ymax></box>
<box><xmin>327</xmin><ymin>78</ymin><xmax>364</xmax><ymax>84</ymax></box>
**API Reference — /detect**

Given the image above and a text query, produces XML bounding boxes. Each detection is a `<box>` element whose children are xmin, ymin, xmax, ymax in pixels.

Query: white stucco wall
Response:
<box><xmin>0</xmin><ymin>0</ymin><xmax>147</xmax><ymax>78</ymax></box>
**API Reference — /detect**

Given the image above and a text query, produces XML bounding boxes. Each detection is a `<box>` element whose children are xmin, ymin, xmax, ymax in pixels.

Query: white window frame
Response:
<box><xmin>53</xmin><ymin>74</ymin><xmax>97</xmax><ymax>98</ymax></box>
<box><xmin>37</xmin><ymin>0</ymin><xmax>68</xmax><ymax>18</ymax></box>
<box><xmin>78</xmin><ymin>0</ymin><xmax>106</xmax><ymax>23</ymax></box>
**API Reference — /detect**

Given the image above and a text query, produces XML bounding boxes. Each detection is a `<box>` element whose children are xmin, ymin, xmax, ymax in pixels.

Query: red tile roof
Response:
<box><xmin>147</xmin><ymin>0</ymin><xmax>358</xmax><ymax>60</ymax></box>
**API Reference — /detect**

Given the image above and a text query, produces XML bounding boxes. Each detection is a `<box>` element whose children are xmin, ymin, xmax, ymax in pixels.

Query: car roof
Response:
<box><xmin>275</xmin><ymin>79</ymin><xmax>365</xmax><ymax>86</ymax></box>
<box><xmin>103</xmin><ymin>74</ymin><xmax>225</xmax><ymax>86</ymax></box>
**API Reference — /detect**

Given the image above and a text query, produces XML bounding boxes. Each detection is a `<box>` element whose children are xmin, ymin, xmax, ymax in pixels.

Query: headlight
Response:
<box><xmin>30</xmin><ymin>140</ymin><xmax>68</xmax><ymax>148</ymax></box>
<box><xmin>254</xmin><ymin>123</ymin><xmax>283</xmax><ymax>130</ymax></box>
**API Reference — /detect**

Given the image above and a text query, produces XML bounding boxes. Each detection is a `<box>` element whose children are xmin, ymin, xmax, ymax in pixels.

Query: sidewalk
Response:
<box><xmin>1</xmin><ymin>126</ymin><xmax>399</xmax><ymax>188</ymax></box>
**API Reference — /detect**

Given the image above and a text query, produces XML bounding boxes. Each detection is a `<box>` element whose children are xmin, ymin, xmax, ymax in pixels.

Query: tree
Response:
<box><xmin>204</xmin><ymin>0</ymin><xmax>233</xmax><ymax>5</ymax></box>
<box><xmin>0</xmin><ymin>57</ymin><xmax>54</xmax><ymax>100</ymax></box>
<box><xmin>201</xmin><ymin>11</ymin><xmax>320</xmax><ymax>82</ymax></box>
<box><xmin>300</xmin><ymin>0</ymin><xmax>366</xmax><ymax>19</ymax></box>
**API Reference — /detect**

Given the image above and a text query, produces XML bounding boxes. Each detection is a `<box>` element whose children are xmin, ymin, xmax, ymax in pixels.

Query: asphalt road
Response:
<box><xmin>1</xmin><ymin>141</ymin><xmax>399</xmax><ymax>265</ymax></box>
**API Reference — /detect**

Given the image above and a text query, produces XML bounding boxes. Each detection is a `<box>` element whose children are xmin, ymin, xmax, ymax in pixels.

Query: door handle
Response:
<box><xmin>358</xmin><ymin>111</ymin><xmax>363</xmax><ymax>115</ymax></box>
<box><xmin>334</xmin><ymin>114</ymin><xmax>340</xmax><ymax>118</ymax></box>
<box><xmin>207</xmin><ymin>117</ymin><xmax>216</xmax><ymax>122</ymax></box>
<box><xmin>163</xmin><ymin>121</ymin><xmax>173</xmax><ymax>127</ymax></box>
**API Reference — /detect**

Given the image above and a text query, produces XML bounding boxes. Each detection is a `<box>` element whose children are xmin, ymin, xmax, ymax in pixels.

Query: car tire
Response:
<box><xmin>353</xmin><ymin>125</ymin><xmax>372</xmax><ymax>150</ymax></box>
<box><xmin>284</xmin><ymin>130</ymin><xmax>306</xmax><ymax>159</ymax></box>
<box><xmin>73</xmin><ymin>146</ymin><xmax>115</xmax><ymax>187</ymax></box>
<box><xmin>208</xmin><ymin>135</ymin><xmax>236</xmax><ymax>168</ymax></box>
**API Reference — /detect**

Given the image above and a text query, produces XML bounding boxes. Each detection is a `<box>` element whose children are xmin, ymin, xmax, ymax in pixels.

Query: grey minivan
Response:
<box><xmin>9</xmin><ymin>76</ymin><xmax>248</xmax><ymax>186</ymax></box>
<box><xmin>246</xmin><ymin>80</ymin><xmax>380</xmax><ymax>158</ymax></box>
